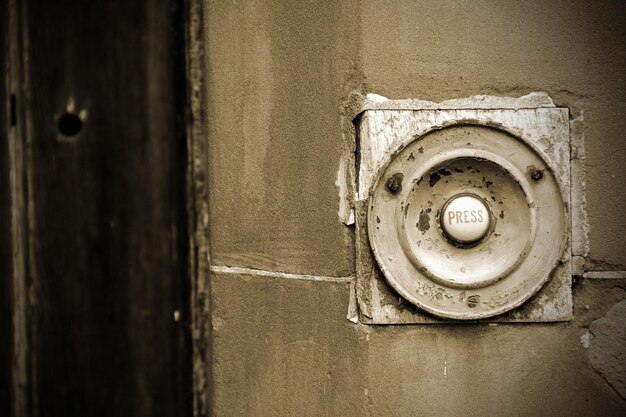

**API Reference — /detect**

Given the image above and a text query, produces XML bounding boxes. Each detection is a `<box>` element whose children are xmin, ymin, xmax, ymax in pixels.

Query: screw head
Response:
<box><xmin>467</xmin><ymin>295</ymin><xmax>481</xmax><ymax>308</ymax></box>
<box><xmin>385</xmin><ymin>173</ymin><xmax>403</xmax><ymax>193</ymax></box>
<box><xmin>531</xmin><ymin>170</ymin><xmax>544</xmax><ymax>181</ymax></box>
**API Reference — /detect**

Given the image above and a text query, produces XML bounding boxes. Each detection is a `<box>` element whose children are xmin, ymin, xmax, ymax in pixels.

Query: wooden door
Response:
<box><xmin>1</xmin><ymin>1</ymin><xmax>208</xmax><ymax>416</ymax></box>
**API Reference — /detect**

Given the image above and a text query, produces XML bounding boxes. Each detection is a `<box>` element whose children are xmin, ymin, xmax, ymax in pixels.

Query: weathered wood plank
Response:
<box><xmin>5</xmin><ymin>1</ymin><xmax>33</xmax><ymax>415</ymax></box>
<box><xmin>1</xmin><ymin>1</ymin><xmax>13</xmax><ymax>415</ymax></box>
<box><xmin>185</xmin><ymin>0</ymin><xmax>211</xmax><ymax>416</ymax></box>
<box><xmin>4</xmin><ymin>1</ymin><xmax>193</xmax><ymax>416</ymax></box>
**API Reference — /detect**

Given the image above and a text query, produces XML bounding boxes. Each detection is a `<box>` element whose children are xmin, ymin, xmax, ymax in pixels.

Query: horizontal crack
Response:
<box><xmin>210</xmin><ymin>265</ymin><xmax>355</xmax><ymax>283</ymax></box>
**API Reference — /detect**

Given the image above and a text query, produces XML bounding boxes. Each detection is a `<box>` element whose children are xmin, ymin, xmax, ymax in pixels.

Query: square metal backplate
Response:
<box><xmin>353</xmin><ymin>94</ymin><xmax>572</xmax><ymax>324</ymax></box>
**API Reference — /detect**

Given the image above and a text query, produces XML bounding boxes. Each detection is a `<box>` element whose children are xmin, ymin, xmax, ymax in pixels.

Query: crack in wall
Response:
<box><xmin>584</xmin><ymin>299</ymin><xmax>626</xmax><ymax>399</ymax></box>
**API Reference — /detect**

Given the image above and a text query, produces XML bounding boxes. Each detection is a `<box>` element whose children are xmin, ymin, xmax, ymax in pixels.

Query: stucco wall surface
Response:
<box><xmin>205</xmin><ymin>1</ymin><xmax>626</xmax><ymax>416</ymax></box>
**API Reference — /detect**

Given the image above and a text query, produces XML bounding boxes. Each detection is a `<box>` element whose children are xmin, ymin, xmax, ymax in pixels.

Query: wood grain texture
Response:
<box><xmin>5</xmin><ymin>0</ymin><xmax>33</xmax><ymax>414</ymax></box>
<box><xmin>184</xmin><ymin>0</ymin><xmax>211</xmax><ymax>416</ymax></box>
<box><xmin>4</xmin><ymin>1</ymin><xmax>193</xmax><ymax>416</ymax></box>
<box><xmin>1</xmin><ymin>1</ymin><xmax>13</xmax><ymax>415</ymax></box>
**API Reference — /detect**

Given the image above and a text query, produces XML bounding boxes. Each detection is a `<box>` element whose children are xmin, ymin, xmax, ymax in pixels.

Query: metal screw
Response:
<box><xmin>531</xmin><ymin>170</ymin><xmax>543</xmax><ymax>181</ymax></box>
<box><xmin>467</xmin><ymin>295</ymin><xmax>480</xmax><ymax>308</ymax></box>
<box><xmin>385</xmin><ymin>173</ymin><xmax>403</xmax><ymax>193</ymax></box>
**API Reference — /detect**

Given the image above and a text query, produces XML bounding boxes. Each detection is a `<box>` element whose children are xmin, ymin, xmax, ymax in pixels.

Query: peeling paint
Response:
<box><xmin>586</xmin><ymin>300</ymin><xmax>626</xmax><ymax>399</ymax></box>
<box><xmin>357</xmin><ymin>91</ymin><xmax>556</xmax><ymax>113</ymax></box>
<box><xmin>580</xmin><ymin>330</ymin><xmax>593</xmax><ymax>349</ymax></box>
<box><xmin>429</xmin><ymin>168</ymin><xmax>451</xmax><ymax>187</ymax></box>
<box><xmin>336</xmin><ymin>156</ymin><xmax>355</xmax><ymax>225</ymax></box>
<box><xmin>417</xmin><ymin>208</ymin><xmax>431</xmax><ymax>233</ymax></box>
<box><xmin>570</xmin><ymin>111</ymin><xmax>589</xmax><ymax>258</ymax></box>
<box><xmin>366</xmin><ymin>93</ymin><xmax>388</xmax><ymax>103</ymax></box>
<box><xmin>346</xmin><ymin>281</ymin><xmax>360</xmax><ymax>323</ymax></box>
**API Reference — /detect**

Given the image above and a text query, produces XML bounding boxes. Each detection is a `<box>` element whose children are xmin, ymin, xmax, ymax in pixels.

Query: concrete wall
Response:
<box><xmin>204</xmin><ymin>1</ymin><xmax>626</xmax><ymax>416</ymax></box>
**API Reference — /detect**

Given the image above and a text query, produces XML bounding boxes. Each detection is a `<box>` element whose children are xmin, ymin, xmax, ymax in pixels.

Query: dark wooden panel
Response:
<box><xmin>0</xmin><ymin>0</ymin><xmax>13</xmax><ymax>414</ymax></box>
<box><xmin>12</xmin><ymin>1</ymin><xmax>192</xmax><ymax>416</ymax></box>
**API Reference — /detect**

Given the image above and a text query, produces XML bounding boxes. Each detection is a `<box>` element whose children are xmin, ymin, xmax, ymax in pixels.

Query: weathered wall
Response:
<box><xmin>205</xmin><ymin>1</ymin><xmax>626</xmax><ymax>416</ymax></box>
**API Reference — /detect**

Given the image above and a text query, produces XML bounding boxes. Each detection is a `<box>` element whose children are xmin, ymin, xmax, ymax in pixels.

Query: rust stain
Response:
<box><xmin>429</xmin><ymin>168</ymin><xmax>451</xmax><ymax>187</ymax></box>
<box><xmin>417</xmin><ymin>208</ymin><xmax>432</xmax><ymax>233</ymax></box>
<box><xmin>385</xmin><ymin>172</ymin><xmax>404</xmax><ymax>193</ymax></box>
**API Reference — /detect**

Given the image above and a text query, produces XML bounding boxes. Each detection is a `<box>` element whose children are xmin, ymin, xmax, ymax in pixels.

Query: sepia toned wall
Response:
<box><xmin>204</xmin><ymin>1</ymin><xmax>626</xmax><ymax>416</ymax></box>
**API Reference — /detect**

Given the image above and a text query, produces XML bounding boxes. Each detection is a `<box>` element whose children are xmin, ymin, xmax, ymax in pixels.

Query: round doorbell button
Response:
<box><xmin>440</xmin><ymin>194</ymin><xmax>490</xmax><ymax>244</ymax></box>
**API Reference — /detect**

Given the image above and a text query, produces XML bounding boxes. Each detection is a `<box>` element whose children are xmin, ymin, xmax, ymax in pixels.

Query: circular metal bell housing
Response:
<box><xmin>368</xmin><ymin>124</ymin><xmax>567</xmax><ymax>320</ymax></box>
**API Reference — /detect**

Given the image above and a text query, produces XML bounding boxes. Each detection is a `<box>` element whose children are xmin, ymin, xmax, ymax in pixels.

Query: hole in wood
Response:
<box><xmin>58</xmin><ymin>113</ymin><xmax>82</xmax><ymax>137</ymax></box>
<box><xmin>10</xmin><ymin>95</ymin><xmax>16</xmax><ymax>126</ymax></box>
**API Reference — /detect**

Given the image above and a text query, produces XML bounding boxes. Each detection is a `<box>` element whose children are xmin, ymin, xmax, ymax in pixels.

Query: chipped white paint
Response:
<box><xmin>505</xmin><ymin>261</ymin><xmax>572</xmax><ymax>322</ymax></box>
<box><xmin>359</xmin><ymin>91</ymin><xmax>555</xmax><ymax>113</ymax></box>
<box><xmin>366</xmin><ymin>93</ymin><xmax>389</xmax><ymax>103</ymax></box>
<box><xmin>336</xmin><ymin>155</ymin><xmax>355</xmax><ymax>225</ymax></box>
<box><xmin>570</xmin><ymin>112</ymin><xmax>590</xmax><ymax>257</ymax></box>
<box><xmin>346</xmin><ymin>281</ymin><xmax>359</xmax><ymax>323</ymax></box>
<box><xmin>580</xmin><ymin>330</ymin><xmax>593</xmax><ymax>349</ymax></box>
<box><xmin>210</xmin><ymin>265</ymin><xmax>355</xmax><ymax>283</ymax></box>
<box><xmin>443</xmin><ymin>360</ymin><xmax>448</xmax><ymax>377</ymax></box>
